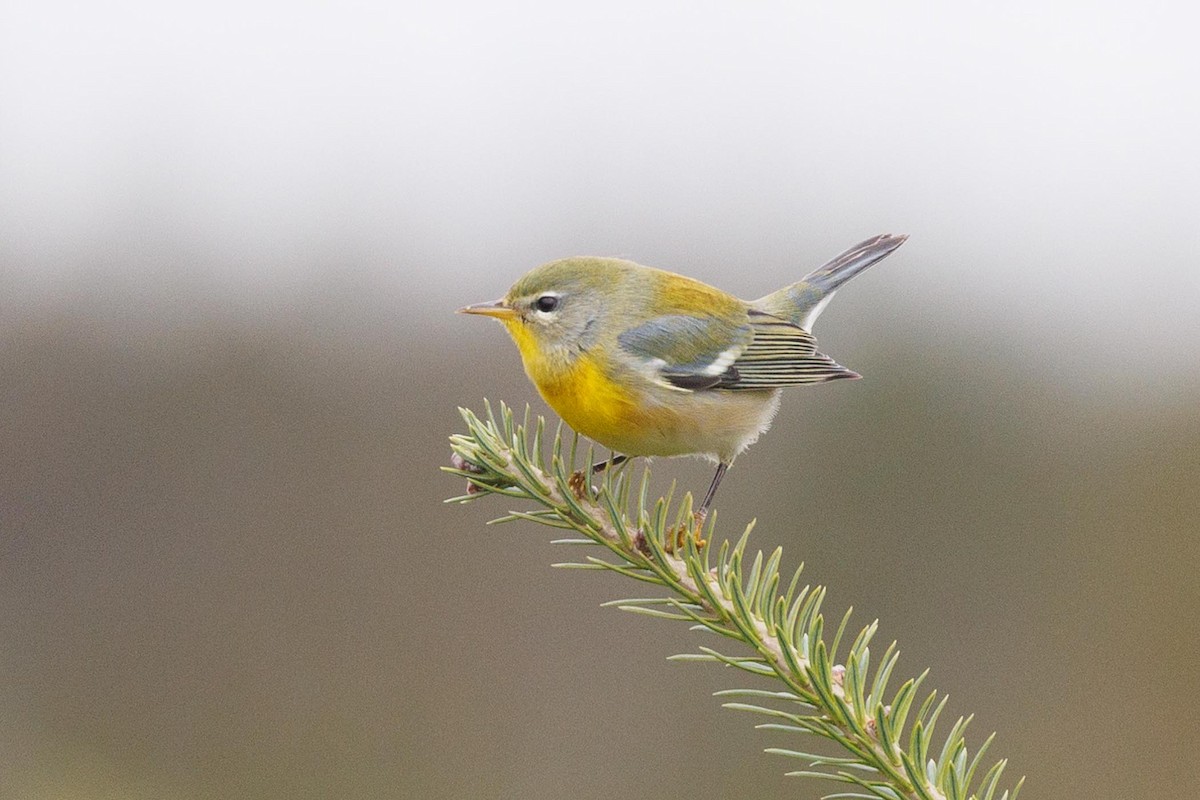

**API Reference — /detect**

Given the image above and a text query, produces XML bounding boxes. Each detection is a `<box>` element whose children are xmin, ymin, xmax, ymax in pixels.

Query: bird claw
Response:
<box><xmin>665</xmin><ymin>511</ymin><xmax>708</xmax><ymax>554</ymax></box>
<box><xmin>567</xmin><ymin>469</ymin><xmax>591</xmax><ymax>500</ymax></box>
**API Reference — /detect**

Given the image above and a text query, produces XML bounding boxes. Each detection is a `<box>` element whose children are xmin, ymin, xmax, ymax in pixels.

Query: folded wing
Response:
<box><xmin>617</xmin><ymin>309</ymin><xmax>857</xmax><ymax>392</ymax></box>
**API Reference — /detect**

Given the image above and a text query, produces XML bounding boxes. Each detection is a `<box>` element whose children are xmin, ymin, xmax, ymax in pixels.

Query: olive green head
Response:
<box><xmin>460</xmin><ymin>257</ymin><xmax>635</xmax><ymax>356</ymax></box>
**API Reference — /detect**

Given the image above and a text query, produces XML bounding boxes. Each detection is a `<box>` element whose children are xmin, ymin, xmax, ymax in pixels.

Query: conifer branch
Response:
<box><xmin>444</xmin><ymin>401</ymin><xmax>1024</xmax><ymax>800</ymax></box>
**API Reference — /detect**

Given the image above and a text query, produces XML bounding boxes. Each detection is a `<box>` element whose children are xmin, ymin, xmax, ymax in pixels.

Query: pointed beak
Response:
<box><xmin>458</xmin><ymin>299</ymin><xmax>519</xmax><ymax>320</ymax></box>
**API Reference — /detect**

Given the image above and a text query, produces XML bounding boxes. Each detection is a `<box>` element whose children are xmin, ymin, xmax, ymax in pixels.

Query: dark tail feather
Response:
<box><xmin>755</xmin><ymin>233</ymin><xmax>908</xmax><ymax>330</ymax></box>
<box><xmin>802</xmin><ymin>233</ymin><xmax>908</xmax><ymax>295</ymax></box>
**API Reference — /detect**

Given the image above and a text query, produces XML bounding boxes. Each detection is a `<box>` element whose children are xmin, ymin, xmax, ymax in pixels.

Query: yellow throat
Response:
<box><xmin>501</xmin><ymin>318</ymin><xmax>645</xmax><ymax>451</ymax></box>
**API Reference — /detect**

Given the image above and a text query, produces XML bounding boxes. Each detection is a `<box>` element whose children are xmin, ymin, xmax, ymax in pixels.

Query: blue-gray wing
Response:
<box><xmin>617</xmin><ymin>314</ymin><xmax>754</xmax><ymax>391</ymax></box>
<box><xmin>617</xmin><ymin>310</ymin><xmax>858</xmax><ymax>391</ymax></box>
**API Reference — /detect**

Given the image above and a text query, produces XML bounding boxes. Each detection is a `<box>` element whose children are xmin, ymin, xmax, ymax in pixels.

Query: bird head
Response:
<box><xmin>459</xmin><ymin>258</ymin><xmax>630</xmax><ymax>365</ymax></box>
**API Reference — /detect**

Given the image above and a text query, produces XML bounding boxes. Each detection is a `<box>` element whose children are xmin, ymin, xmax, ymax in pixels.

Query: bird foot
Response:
<box><xmin>665</xmin><ymin>511</ymin><xmax>708</xmax><ymax>554</ymax></box>
<box><xmin>567</xmin><ymin>469</ymin><xmax>590</xmax><ymax>500</ymax></box>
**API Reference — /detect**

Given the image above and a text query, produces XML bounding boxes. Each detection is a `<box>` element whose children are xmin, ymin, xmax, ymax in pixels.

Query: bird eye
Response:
<box><xmin>533</xmin><ymin>295</ymin><xmax>559</xmax><ymax>313</ymax></box>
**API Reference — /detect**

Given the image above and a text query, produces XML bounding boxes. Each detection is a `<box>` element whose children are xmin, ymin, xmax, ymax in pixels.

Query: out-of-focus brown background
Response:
<box><xmin>2</xmin><ymin>3</ymin><xmax>1198</xmax><ymax>798</ymax></box>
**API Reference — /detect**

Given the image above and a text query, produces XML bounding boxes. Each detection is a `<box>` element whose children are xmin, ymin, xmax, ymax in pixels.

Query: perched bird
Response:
<box><xmin>460</xmin><ymin>234</ymin><xmax>906</xmax><ymax>521</ymax></box>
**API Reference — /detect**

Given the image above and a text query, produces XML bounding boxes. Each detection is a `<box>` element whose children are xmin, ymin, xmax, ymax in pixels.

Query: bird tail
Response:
<box><xmin>754</xmin><ymin>234</ymin><xmax>907</xmax><ymax>331</ymax></box>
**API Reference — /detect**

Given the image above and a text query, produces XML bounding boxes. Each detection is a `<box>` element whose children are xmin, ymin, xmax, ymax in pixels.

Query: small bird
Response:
<box><xmin>460</xmin><ymin>234</ymin><xmax>906</xmax><ymax>522</ymax></box>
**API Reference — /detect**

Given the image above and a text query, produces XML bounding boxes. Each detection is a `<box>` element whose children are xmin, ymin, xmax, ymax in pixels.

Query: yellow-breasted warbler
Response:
<box><xmin>460</xmin><ymin>234</ymin><xmax>906</xmax><ymax>519</ymax></box>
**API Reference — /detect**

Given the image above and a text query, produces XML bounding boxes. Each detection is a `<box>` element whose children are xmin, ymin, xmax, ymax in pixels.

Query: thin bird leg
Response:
<box><xmin>669</xmin><ymin>462</ymin><xmax>729</xmax><ymax>553</ymax></box>
<box><xmin>568</xmin><ymin>454</ymin><xmax>629</xmax><ymax>500</ymax></box>
<box><xmin>591</xmin><ymin>454</ymin><xmax>629</xmax><ymax>474</ymax></box>
<box><xmin>697</xmin><ymin>463</ymin><xmax>729</xmax><ymax>520</ymax></box>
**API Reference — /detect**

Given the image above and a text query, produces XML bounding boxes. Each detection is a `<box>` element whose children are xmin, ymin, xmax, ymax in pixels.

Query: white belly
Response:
<box><xmin>604</xmin><ymin>387</ymin><xmax>781</xmax><ymax>464</ymax></box>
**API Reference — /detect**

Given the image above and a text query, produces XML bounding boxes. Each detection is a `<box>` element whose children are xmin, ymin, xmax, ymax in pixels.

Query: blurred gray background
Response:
<box><xmin>2</xmin><ymin>2</ymin><xmax>1198</xmax><ymax>798</ymax></box>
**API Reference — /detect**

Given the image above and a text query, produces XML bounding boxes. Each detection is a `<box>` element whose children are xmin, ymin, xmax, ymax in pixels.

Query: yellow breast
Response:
<box><xmin>507</xmin><ymin>321</ymin><xmax>644</xmax><ymax>449</ymax></box>
<box><xmin>502</xmin><ymin>318</ymin><xmax>778</xmax><ymax>461</ymax></box>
